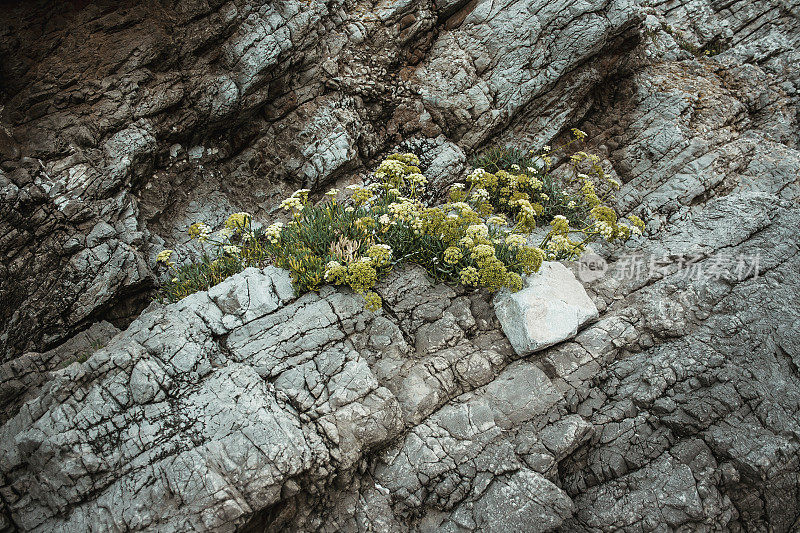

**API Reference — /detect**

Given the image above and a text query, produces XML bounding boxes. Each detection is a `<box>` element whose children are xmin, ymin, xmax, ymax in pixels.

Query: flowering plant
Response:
<box><xmin>155</xmin><ymin>212</ymin><xmax>270</xmax><ymax>302</ymax></box>
<box><xmin>468</xmin><ymin>129</ymin><xmax>644</xmax><ymax>260</ymax></box>
<box><xmin>156</xmin><ymin>137</ymin><xmax>644</xmax><ymax>309</ymax></box>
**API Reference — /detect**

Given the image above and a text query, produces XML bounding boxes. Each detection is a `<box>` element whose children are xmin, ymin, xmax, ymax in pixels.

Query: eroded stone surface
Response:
<box><xmin>0</xmin><ymin>0</ymin><xmax>643</xmax><ymax>361</ymax></box>
<box><xmin>2</xmin><ymin>0</ymin><xmax>800</xmax><ymax>531</ymax></box>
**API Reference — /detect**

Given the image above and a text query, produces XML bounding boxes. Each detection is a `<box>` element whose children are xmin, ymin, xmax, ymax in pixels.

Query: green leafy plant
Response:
<box><xmin>156</xmin><ymin>134</ymin><xmax>644</xmax><ymax>309</ymax></box>
<box><xmin>468</xmin><ymin>129</ymin><xmax>644</xmax><ymax>260</ymax></box>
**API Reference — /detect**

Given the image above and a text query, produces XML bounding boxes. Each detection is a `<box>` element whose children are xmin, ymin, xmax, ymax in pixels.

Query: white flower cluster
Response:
<box><xmin>505</xmin><ymin>234</ymin><xmax>527</xmax><ymax>249</ymax></box>
<box><xmin>198</xmin><ymin>224</ymin><xmax>211</xmax><ymax>240</ymax></box>
<box><xmin>594</xmin><ymin>220</ymin><xmax>614</xmax><ymax>239</ymax></box>
<box><xmin>190</xmin><ymin>222</ymin><xmax>212</xmax><ymax>242</ymax></box>
<box><xmin>511</xmin><ymin>199</ymin><xmax>537</xmax><ymax>217</ymax></box>
<box><xmin>407</xmin><ymin>173</ymin><xmax>427</xmax><ymax>188</ymax></box>
<box><xmin>449</xmin><ymin>202</ymin><xmax>471</xmax><ymax>212</ymax></box>
<box><xmin>545</xmin><ymin>234</ymin><xmax>572</xmax><ymax>258</ymax></box>
<box><xmin>471</xmin><ymin>188</ymin><xmax>490</xmax><ymax>201</ymax></box>
<box><xmin>468</xmin><ymin>168</ymin><xmax>486</xmax><ymax>180</ymax></box>
<box><xmin>486</xmin><ymin>215</ymin><xmax>507</xmax><ymax>226</ymax></box>
<box><xmin>376</xmin><ymin>159</ymin><xmax>407</xmax><ymax>179</ymax></box>
<box><xmin>619</xmin><ymin>222</ymin><xmax>642</xmax><ymax>236</ymax></box>
<box><xmin>466</xmin><ymin>223</ymin><xmax>489</xmax><ymax>240</ymax></box>
<box><xmin>388</xmin><ymin>199</ymin><xmax>418</xmax><ymax>222</ymax></box>
<box><xmin>293</xmin><ymin>188</ymin><xmax>311</xmax><ymax>200</ymax></box>
<box><xmin>324</xmin><ymin>260</ymin><xmax>344</xmax><ymax>282</ymax></box>
<box><xmin>223</xmin><ymin>245</ymin><xmax>241</xmax><ymax>255</ymax></box>
<box><xmin>522</xmin><ymin>174</ymin><xmax>543</xmax><ymax>189</ymax></box>
<box><xmin>280</xmin><ymin>197</ymin><xmax>304</xmax><ymax>212</ymax></box>
<box><xmin>265</xmin><ymin>222</ymin><xmax>283</xmax><ymax>244</ymax></box>
<box><xmin>367</xmin><ymin>243</ymin><xmax>393</xmax><ymax>265</ymax></box>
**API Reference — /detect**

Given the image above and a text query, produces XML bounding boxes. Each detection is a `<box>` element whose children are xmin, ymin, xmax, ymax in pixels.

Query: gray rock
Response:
<box><xmin>0</xmin><ymin>267</ymin><xmax>402</xmax><ymax>531</ymax></box>
<box><xmin>0</xmin><ymin>0</ymin><xmax>643</xmax><ymax>361</ymax></box>
<box><xmin>208</xmin><ymin>266</ymin><xmax>294</xmax><ymax>329</ymax></box>
<box><xmin>0</xmin><ymin>320</ymin><xmax>120</xmax><ymax>423</ymax></box>
<box><xmin>2</xmin><ymin>0</ymin><xmax>800</xmax><ymax>530</ymax></box>
<box><xmin>493</xmin><ymin>262</ymin><xmax>599</xmax><ymax>355</ymax></box>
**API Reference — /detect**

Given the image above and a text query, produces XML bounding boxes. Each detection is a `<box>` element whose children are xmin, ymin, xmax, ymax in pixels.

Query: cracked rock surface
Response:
<box><xmin>2</xmin><ymin>187</ymin><xmax>799</xmax><ymax>531</ymax></box>
<box><xmin>2</xmin><ymin>0</ymin><xmax>800</xmax><ymax>531</ymax></box>
<box><xmin>0</xmin><ymin>0</ymin><xmax>642</xmax><ymax>360</ymax></box>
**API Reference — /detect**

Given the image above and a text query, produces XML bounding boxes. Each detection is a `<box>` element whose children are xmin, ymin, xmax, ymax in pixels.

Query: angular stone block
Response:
<box><xmin>493</xmin><ymin>262</ymin><xmax>598</xmax><ymax>356</ymax></box>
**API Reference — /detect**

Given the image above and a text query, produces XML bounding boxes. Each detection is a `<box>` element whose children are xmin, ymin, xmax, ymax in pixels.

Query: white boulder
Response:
<box><xmin>494</xmin><ymin>262</ymin><xmax>599</xmax><ymax>355</ymax></box>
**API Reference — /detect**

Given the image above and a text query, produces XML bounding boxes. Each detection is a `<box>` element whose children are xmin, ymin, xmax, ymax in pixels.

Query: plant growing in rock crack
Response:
<box><xmin>469</xmin><ymin>128</ymin><xmax>645</xmax><ymax>259</ymax></box>
<box><xmin>155</xmin><ymin>136</ymin><xmax>644</xmax><ymax>309</ymax></box>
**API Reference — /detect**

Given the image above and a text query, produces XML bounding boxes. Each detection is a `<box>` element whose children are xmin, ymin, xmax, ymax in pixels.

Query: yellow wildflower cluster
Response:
<box><xmin>373</xmin><ymin>153</ymin><xmax>425</xmax><ymax>193</ymax></box>
<box><xmin>366</xmin><ymin>244</ymin><xmax>392</xmax><ymax>266</ymax></box>
<box><xmin>280</xmin><ymin>196</ymin><xmax>304</xmax><ymax>213</ymax></box>
<box><xmin>157</xmin><ymin>135</ymin><xmax>649</xmax><ymax>308</ymax></box>
<box><xmin>443</xmin><ymin>246</ymin><xmax>463</xmax><ymax>265</ymax></box>
<box><xmin>460</xmin><ymin>266</ymin><xmax>479</xmax><ymax>285</ymax></box>
<box><xmin>265</xmin><ymin>222</ymin><xmax>283</xmax><ymax>244</ymax></box>
<box><xmin>363</xmin><ymin>290</ymin><xmax>382</xmax><ymax>312</ymax></box>
<box><xmin>281</xmin><ymin>189</ymin><xmax>313</xmax><ymax>215</ymax></box>
<box><xmin>346</xmin><ymin>259</ymin><xmax>378</xmax><ymax>293</ymax></box>
<box><xmin>324</xmin><ymin>261</ymin><xmax>348</xmax><ymax>284</ymax></box>
<box><xmin>188</xmin><ymin>222</ymin><xmax>211</xmax><ymax>241</ymax></box>
<box><xmin>156</xmin><ymin>249</ymin><xmax>175</xmax><ymax>267</ymax></box>
<box><xmin>571</xmin><ymin>128</ymin><xmax>587</xmax><ymax>141</ymax></box>
<box><xmin>321</xmin><ymin>254</ymin><xmax>386</xmax><ymax>309</ymax></box>
<box><xmin>224</xmin><ymin>212</ymin><xmax>252</xmax><ymax>231</ymax></box>
<box><xmin>260</xmin><ymin>151</ymin><xmax>556</xmax><ymax>304</ymax></box>
<box><xmin>465</xmin><ymin>165</ymin><xmax>550</xmax><ymax>231</ymax></box>
<box><xmin>350</xmin><ymin>187</ymin><xmax>374</xmax><ymax>206</ymax></box>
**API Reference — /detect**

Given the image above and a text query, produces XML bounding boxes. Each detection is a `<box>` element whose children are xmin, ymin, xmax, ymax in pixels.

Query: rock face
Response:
<box><xmin>2</xmin><ymin>0</ymin><xmax>800</xmax><ymax>531</ymax></box>
<box><xmin>0</xmin><ymin>0</ymin><xmax>642</xmax><ymax>360</ymax></box>
<box><xmin>494</xmin><ymin>262</ymin><xmax>599</xmax><ymax>355</ymax></box>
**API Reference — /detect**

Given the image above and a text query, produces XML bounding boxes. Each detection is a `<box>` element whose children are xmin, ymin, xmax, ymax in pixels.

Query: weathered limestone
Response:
<box><xmin>494</xmin><ymin>262</ymin><xmax>599</xmax><ymax>355</ymax></box>
<box><xmin>2</xmin><ymin>0</ymin><xmax>800</xmax><ymax>530</ymax></box>
<box><xmin>0</xmin><ymin>0</ymin><xmax>643</xmax><ymax>360</ymax></box>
